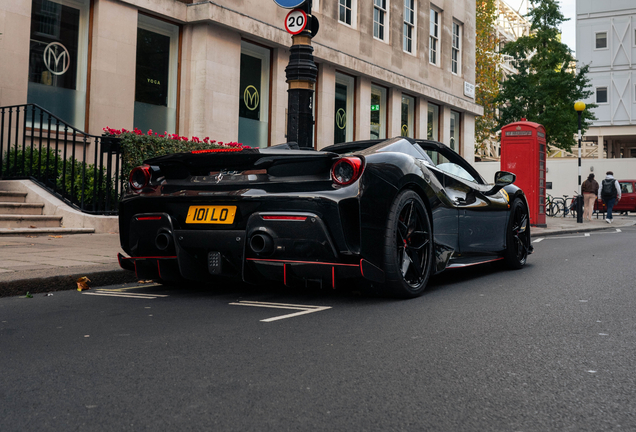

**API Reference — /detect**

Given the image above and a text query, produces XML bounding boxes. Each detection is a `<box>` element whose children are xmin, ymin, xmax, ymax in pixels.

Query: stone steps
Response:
<box><xmin>0</xmin><ymin>183</ymin><xmax>95</xmax><ymax>235</ymax></box>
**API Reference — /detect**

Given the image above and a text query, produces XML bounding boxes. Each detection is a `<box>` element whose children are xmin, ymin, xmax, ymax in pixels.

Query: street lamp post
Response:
<box><xmin>574</xmin><ymin>101</ymin><xmax>586</xmax><ymax>224</ymax></box>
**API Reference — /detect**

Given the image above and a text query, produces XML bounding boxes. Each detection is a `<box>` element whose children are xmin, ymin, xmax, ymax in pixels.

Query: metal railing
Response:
<box><xmin>0</xmin><ymin>104</ymin><xmax>122</xmax><ymax>215</ymax></box>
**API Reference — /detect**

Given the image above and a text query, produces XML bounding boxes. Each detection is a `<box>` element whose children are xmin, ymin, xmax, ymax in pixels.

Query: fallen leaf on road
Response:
<box><xmin>77</xmin><ymin>276</ymin><xmax>91</xmax><ymax>291</ymax></box>
<box><xmin>49</xmin><ymin>235</ymin><xmax>63</xmax><ymax>238</ymax></box>
<box><xmin>29</xmin><ymin>226</ymin><xmax>36</xmax><ymax>228</ymax></box>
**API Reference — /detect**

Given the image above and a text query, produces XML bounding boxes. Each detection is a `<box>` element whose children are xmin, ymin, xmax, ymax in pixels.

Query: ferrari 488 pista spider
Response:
<box><xmin>118</xmin><ymin>137</ymin><xmax>532</xmax><ymax>298</ymax></box>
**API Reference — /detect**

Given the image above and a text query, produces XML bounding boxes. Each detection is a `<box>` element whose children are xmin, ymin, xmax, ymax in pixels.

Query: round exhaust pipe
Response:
<box><xmin>155</xmin><ymin>232</ymin><xmax>172</xmax><ymax>251</ymax></box>
<box><xmin>250</xmin><ymin>233</ymin><xmax>274</xmax><ymax>255</ymax></box>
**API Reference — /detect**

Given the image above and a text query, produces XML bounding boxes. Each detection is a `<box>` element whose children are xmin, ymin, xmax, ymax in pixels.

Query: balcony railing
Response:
<box><xmin>0</xmin><ymin>104</ymin><xmax>122</xmax><ymax>215</ymax></box>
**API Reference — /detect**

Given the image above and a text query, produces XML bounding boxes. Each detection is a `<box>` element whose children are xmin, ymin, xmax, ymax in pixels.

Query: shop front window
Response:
<box><xmin>134</xmin><ymin>15</ymin><xmax>179</xmax><ymax>135</ymax></box>
<box><xmin>370</xmin><ymin>84</ymin><xmax>386</xmax><ymax>140</ymax></box>
<box><xmin>334</xmin><ymin>72</ymin><xmax>354</xmax><ymax>144</ymax></box>
<box><xmin>427</xmin><ymin>103</ymin><xmax>439</xmax><ymax>141</ymax></box>
<box><xmin>401</xmin><ymin>95</ymin><xmax>414</xmax><ymax>138</ymax></box>
<box><xmin>28</xmin><ymin>0</ymin><xmax>89</xmax><ymax>129</ymax></box>
<box><xmin>238</xmin><ymin>41</ymin><xmax>270</xmax><ymax>149</ymax></box>
<box><xmin>450</xmin><ymin>110</ymin><xmax>460</xmax><ymax>153</ymax></box>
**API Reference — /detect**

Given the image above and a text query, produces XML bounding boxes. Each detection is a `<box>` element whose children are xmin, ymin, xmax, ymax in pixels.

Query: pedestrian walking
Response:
<box><xmin>598</xmin><ymin>171</ymin><xmax>621</xmax><ymax>223</ymax></box>
<box><xmin>581</xmin><ymin>173</ymin><xmax>599</xmax><ymax>221</ymax></box>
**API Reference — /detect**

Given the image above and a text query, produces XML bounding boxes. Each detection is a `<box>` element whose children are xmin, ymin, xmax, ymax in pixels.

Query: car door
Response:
<box><xmin>616</xmin><ymin>181</ymin><xmax>635</xmax><ymax>212</ymax></box>
<box><xmin>416</xmin><ymin>142</ymin><xmax>508</xmax><ymax>254</ymax></box>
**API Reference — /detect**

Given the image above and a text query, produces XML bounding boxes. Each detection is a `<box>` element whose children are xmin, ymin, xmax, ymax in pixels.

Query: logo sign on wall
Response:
<box><xmin>244</xmin><ymin>85</ymin><xmax>260</xmax><ymax>111</ymax></box>
<box><xmin>273</xmin><ymin>0</ymin><xmax>306</xmax><ymax>8</ymax></box>
<box><xmin>336</xmin><ymin>109</ymin><xmax>347</xmax><ymax>130</ymax></box>
<box><xmin>285</xmin><ymin>9</ymin><xmax>308</xmax><ymax>35</ymax></box>
<box><xmin>43</xmin><ymin>42</ymin><xmax>70</xmax><ymax>76</ymax></box>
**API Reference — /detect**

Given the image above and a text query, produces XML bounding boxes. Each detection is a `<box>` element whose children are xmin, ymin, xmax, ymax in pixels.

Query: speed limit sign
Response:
<box><xmin>285</xmin><ymin>9</ymin><xmax>307</xmax><ymax>35</ymax></box>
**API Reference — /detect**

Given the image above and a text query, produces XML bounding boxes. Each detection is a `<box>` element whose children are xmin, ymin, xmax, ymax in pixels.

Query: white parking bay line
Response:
<box><xmin>533</xmin><ymin>238</ymin><xmax>544</xmax><ymax>243</ymax></box>
<box><xmin>82</xmin><ymin>290</ymin><xmax>169</xmax><ymax>300</ymax></box>
<box><xmin>585</xmin><ymin>233</ymin><xmax>590</xmax><ymax>237</ymax></box>
<box><xmin>616</xmin><ymin>229</ymin><xmax>622</xmax><ymax>233</ymax></box>
<box><xmin>229</xmin><ymin>300</ymin><xmax>332</xmax><ymax>322</ymax></box>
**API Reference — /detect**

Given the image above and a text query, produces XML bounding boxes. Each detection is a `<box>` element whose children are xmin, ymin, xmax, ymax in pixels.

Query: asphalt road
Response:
<box><xmin>1</xmin><ymin>226</ymin><xmax>636</xmax><ymax>431</ymax></box>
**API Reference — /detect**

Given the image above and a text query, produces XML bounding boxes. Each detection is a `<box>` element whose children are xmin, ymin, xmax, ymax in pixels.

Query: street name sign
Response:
<box><xmin>273</xmin><ymin>0</ymin><xmax>306</xmax><ymax>8</ymax></box>
<box><xmin>285</xmin><ymin>9</ymin><xmax>308</xmax><ymax>35</ymax></box>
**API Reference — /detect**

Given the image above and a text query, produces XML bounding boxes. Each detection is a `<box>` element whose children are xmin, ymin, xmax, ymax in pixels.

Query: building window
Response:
<box><xmin>450</xmin><ymin>110</ymin><xmax>461</xmax><ymax>153</ymax></box>
<box><xmin>370</xmin><ymin>85</ymin><xmax>387</xmax><ymax>140</ymax></box>
<box><xmin>429</xmin><ymin>9</ymin><xmax>439</xmax><ymax>65</ymax></box>
<box><xmin>373</xmin><ymin>0</ymin><xmax>387</xmax><ymax>41</ymax></box>
<box><xmin>27</xmin><ymin>0</ymin><xmax>89</xmax><ymax>129</ymax></box>
<box><xmin>595</xmin><ymin>32</ymin><xmax>607</xmax><ymax>49</ymax></box>
<box><xmin>401</xmin><ymin>95</ymin><xmax>415</xmax><ymax>138</ymax></box>
<box><xmin>596</xmin><ymin>87</ymin><xmax>608</xmax><ymax>104</ymax></box>
<box><xmin>134</xmin><ymin>15</ymin><xmax>179</xmax><ymax>135</ymax></box>
<box><xmin>335</xmin><ymin>72</ymin><xmax>355</xmax><ymax>144</ymax></box>
<box><xmin>452</xmin><ymin>22</ymin><xmax>461</xmax><ymax>74</ymax></box>
<box><xmin>339</xmin><ymin>0</ymin><xmax>353</xmax><ymax>26</ymax></box>
<box><xmin>427</xmin><ymin>103</ymin><xmax>439</xmax><ymax>141</ymax></box>
<box><xmin>238</xmin><ymin>41</ymin><xmax>270</xmax><ymax>149</ymax></box>
<box><xmin>403</xmin><ymin>0</ymin><xmax>415</xmax><ymax>53</ymax></box>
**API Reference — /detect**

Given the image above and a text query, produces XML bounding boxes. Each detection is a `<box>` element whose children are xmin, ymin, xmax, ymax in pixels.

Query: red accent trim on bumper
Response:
<box><xmin>446</xmin><ymin>257</ymin><xmax>504</xmax><ymax>269</ymax></box>
<box><xmin>246</xmin><ymin>258</ymin><xmax>360</xmax><ymax>267</ymax></box>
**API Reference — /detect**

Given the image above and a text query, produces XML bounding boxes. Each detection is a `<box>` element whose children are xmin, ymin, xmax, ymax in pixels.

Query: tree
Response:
<box><xmin>475</xmin><ymin>0</ymin><xmax>502</xmax><ymax>154</ymax></box>
<box><xmin>495</xmin><ymin>0</ymin><xmax>596</xmax><ymax>151</ymax></box>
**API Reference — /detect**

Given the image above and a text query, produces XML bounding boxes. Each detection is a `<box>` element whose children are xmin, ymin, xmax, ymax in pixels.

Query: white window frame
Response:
<box><xmin>429</xmin><ymin>8</ymin><xmax>440</xmax><ymax>66</ymax></box>
<box><xmin>373</xmin><ymin>0</ymin><xmax>389</xmax><ymax>42</ymax></box>
<box><xmin>335</xmin><ymin>72</ymin><xmax>355</xmax><ymax>143</ymax></box>
<box><xmin>338</xmin><ymin>0</ymin><xmax>356</xmax><ymax>27</ymax></box>
<box><xmin>137</xmin><ymin>15</ymin><xmax>180</xmax><ymax>116</ymax></box>
<box><xmin>28</xmin><ymin>0</ymin><xmax>90</xmax><ymax>129</ymax></box>
<box><xmin>370</xmin><ymin>84</ymin><xmax>387</xmax><ymax>140</ymax></box>
<box><xmin>595</xmin><ymin>31</ymin><xmax>608</xmax><ymax>50</ymax></box>
<box><xmin>451</xmin><ymin>21</ymin><xmax>462</xmax><ymax>75</ymax></box>
<box><xmin>596</xmin><ymin>86</ymin><xmax>608</xmax><ymax>104</ymax></box>
<box><xmin>401</xmin><ymin>94</ymin><xmax>415</xmax><ymax>138</ymax></box>
<box><xmin>403</xmin><ymin>0</ymin><xmax>416</xmax><ymax>54</ymax></box>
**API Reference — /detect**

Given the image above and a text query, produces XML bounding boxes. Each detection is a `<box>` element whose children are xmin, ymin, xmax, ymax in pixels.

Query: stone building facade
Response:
<box><xmin>0</xmin><ymin>0</ymin><xmax>482</xmax><ymax>160</ymax></box>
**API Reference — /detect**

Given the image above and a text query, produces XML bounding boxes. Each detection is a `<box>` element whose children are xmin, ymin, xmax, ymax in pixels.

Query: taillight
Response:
<box><xmin>129</xmin><ymin>165</ymin><xmax>151</xmax><ymax>191</ymax></box>
<box><xmin>331</xmin><ymin>157</ymin><xmax>363</xmax><ymax>186</ymax></box>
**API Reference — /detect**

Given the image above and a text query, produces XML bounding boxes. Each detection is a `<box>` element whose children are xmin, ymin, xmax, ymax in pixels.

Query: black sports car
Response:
<box><xmin>118</xmin><ymin>137</ymin><xmax>532</xmax><ymax>298</ymax></box>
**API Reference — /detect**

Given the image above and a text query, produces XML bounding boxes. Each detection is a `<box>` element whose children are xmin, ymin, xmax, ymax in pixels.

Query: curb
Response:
<box><xmin>0</xmin><ymin>268</ymin><xmax>139</xmax><ymax>298</ymax></box>
<box><xmin>531</xmin><ymin>221</ymin><xmax>635</xmax><ymax>238</ymax></box>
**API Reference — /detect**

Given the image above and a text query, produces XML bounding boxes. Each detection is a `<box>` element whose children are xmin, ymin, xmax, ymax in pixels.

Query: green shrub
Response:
<box><xmin>103</xmin><ymin>127</ymin><xmax>249</xmax><ymax>177</ymax></box>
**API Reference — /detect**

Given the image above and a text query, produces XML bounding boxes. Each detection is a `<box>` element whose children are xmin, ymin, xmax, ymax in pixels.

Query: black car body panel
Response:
<box><xmin>118</xmin><ymin>137</ymin><xmax>531</xmax><ymax>291</ymax></box>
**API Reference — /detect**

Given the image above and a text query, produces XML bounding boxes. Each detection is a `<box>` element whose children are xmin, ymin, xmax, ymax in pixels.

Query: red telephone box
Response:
<box><xmin>500</xmin><ymin>119</ymin><xmax>547</xmax><ymax>227</ymax></box>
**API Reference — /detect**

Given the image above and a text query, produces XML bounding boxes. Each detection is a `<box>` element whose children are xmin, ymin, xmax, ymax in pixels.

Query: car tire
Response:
<box><xmin>382</xmin><ymin>190</ymin><xmax>434</xmax><ymax>298</ymax></box>
<box><xmin>504</xmin><ymin>198</ymin><xmax>530</xmax><ymax>269</ymax></box>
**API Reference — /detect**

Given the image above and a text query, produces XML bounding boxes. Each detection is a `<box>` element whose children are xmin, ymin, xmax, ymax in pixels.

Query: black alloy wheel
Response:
<box><xmin>504</xmin><ymin>198</ymin><xmax>530</xmax><ymax>269</ymax></box>
<box><xmin>383</xmin><ymin>190</ymin><xmax>433</xmax><ymax>298</ymax></box>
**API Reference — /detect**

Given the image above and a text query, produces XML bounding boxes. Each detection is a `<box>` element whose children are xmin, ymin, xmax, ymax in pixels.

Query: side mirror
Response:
<box><xmin>484</xmin><ymin>171</ymin><xmax>516</xmax><ymax>196</ymax></box>
<box><xmin>494</xmin><ymin>171</ymin><xmax>516</xmax><ymax>185</ymax></box>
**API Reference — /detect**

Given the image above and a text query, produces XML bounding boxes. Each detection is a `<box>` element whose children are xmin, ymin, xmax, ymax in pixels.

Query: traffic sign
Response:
<box><xmin>285</xmin><ymin>9</ymin><xmax>308</xmax><ymax>35</ymax></box>
<box><xmin>273</xmin><ymin>0</ymin><xmax>306</xmax><ymax>8</ymax></box>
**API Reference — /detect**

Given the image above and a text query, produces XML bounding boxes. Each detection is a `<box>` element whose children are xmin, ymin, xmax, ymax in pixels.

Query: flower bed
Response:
<box><xmin>102</xmin><ymin>127</ymin><xmax>251</xmax><ymax>176</ymax></box>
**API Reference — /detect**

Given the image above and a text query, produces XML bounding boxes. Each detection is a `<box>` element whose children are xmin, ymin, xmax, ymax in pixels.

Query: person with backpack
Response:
<box><xmin>598</xmin><ymin>171</ymin><xmax>622</xmax><ymax>223</ymax></box>
<box><xmin>581</xmin><ymin>173</ymin><xmax>599</xmax><ymax>221</ymax></box>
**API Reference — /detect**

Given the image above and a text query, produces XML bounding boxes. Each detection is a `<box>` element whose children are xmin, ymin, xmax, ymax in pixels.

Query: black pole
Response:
<box><xmin>576</xmin><ymin>110</ymin><xmax>583</xmax><ymax>223</ymax></box>
<box><xmin>285</xmin><ymin>0</ymin><xmax>317</xmax><ymax>149</ymax></box>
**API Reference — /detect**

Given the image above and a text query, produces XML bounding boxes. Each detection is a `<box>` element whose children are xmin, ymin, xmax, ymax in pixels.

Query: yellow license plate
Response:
<box><xmin>186</xmin><ymin>206</ymin><xmax>237</xmax><ymax>224</ymax></box>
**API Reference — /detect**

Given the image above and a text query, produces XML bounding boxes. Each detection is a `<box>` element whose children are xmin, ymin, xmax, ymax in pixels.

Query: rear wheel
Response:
<box><xmin>382</xmin><ymin>190</ymin><xmax>433</xmax><ymax>298</ymax></box>
<box><xmin>504</xmin><ymin>198</ymin><xmax>530</xmax><ymax>269</ymax></box>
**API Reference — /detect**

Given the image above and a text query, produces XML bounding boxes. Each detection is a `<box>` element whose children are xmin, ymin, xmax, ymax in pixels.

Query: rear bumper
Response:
<box><xmin>118</xmin><ymin>211</ymin><xmax>384</xmax><ymax>286</ymax></box>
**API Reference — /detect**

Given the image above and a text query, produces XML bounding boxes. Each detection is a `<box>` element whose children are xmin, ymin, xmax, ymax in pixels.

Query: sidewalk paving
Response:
<box><xmin>1</xmin><ymin>214</ymin><xmax>634</xmax><ymax>297</ymax></box>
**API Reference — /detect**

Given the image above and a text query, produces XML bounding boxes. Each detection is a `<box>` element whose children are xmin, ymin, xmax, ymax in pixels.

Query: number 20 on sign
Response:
<box><xmin>285</xmin><ymin>9</ymin><xmax>307</xmax><ymax>35</ymax></box>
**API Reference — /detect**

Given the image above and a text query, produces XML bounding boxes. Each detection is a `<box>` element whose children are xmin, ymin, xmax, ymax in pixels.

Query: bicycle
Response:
<box><xmin>552</xmin><ymin>194</ymin><xmax>577</xmax><ymax>218</ymax></box>
<box><xmin>545</xmin><ymin>194</ymin><xmax>560</xmax><ymax>217</ymax></box>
